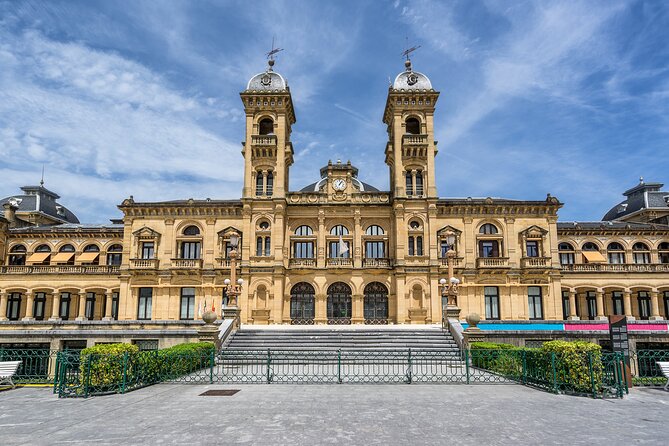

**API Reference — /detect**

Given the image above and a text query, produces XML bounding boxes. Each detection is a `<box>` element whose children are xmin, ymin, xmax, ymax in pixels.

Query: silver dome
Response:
<box><xmin>246</xmin><ymin>70</ymin><xmax>288</xmax><ymax>92</ymax></box>
<box><xmin>392</xmin><ymin>70</ymin><xmax>433</xmax><ymax>91</ymax></box>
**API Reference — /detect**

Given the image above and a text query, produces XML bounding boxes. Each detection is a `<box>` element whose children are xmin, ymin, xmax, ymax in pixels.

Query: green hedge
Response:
<box><xmin>80</xmin><ymin>343</ymin><xmax>139</xmax><ymax>392</ymax></box>
<box><xmin>541</xmin><ymin>340</ymin><xmax>602</xmax><ymax>393</ymax></box>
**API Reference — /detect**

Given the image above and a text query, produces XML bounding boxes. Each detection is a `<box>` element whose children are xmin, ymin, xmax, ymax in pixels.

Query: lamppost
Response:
<box><xmin>222</xmin><ymin>230</ymin><xmax>243</xmax><ymax>328</ymax></box>
<box><xmin>440</xmin><ymin>230</ymin><xmax>461</xmax><ymax>327</ymax></box>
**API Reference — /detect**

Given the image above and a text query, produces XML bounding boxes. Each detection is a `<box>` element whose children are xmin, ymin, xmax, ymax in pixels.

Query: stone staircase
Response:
<box><xmin>222</xmin><ymin>326</ymin><xmax>461</xmax><ymax>356</ymax></box>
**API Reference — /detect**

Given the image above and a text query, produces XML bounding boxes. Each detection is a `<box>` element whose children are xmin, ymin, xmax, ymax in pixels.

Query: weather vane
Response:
<box><xmin>266</xmin><ymin>36</ymin><xmax>283</xmax><ymax>61</ymax></box>
<box><xmin>401</xmin><ymin>37</ymin><xmax>421</xmax><ymax>61</ymax></box>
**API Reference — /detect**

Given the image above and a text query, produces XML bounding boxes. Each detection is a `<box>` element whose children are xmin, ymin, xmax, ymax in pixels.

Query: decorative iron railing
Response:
<box><xmin>633</xmin><ymin>350</ymin><xmax>669</xmax><ymax>386</ymax></box>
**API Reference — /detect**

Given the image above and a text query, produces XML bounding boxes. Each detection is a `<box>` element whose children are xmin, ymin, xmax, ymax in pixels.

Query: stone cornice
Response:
<box><xmin>436</xmin><ymin>197</ymin><xmax>561</xmax><ymax>217</ymax></box>
<box><xmin>119</xmin><ymin>199</ymin><xmax>243</xmax><ymax>218</ymax></box>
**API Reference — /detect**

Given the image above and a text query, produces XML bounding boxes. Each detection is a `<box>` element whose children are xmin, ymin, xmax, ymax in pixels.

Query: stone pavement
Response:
<box><xmin>1</xmin><ymin>384</ymin><xmax>667</xmax><ymax>445</ymax></box>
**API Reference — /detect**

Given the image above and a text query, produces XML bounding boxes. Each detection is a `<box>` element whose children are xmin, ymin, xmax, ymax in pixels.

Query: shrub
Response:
<box><xmin>80</xmin><ymin>343</ymin><xmax>139</xmax><ymax>391</ymax></box>
<box><xmin>540</xmin><ymin>340</ymin><xmax>602</xmax><ymax>393</ymax></box>
<box><xmin>470</xmin><ymin>342</ymin><xmax>517</xmax><ymax>350</ymax></box>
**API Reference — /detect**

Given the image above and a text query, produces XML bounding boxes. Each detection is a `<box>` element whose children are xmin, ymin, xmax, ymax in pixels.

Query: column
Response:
<box><xmin>650</xmin><ymin>290</ymin><xmax>661</xmax><ymax>321</ymax></box>
<box><xmin>568</xmin><ymin>290</ymin><xmax>579</xmax><ymax>321</ymax></box>
<box><xmin>75</xmin><ymin>293</ymin><xmax>86</xmax><ymax>321</ymax></box>
<box><xmin>0</xmin><ymin>291</ymin><xmax>8</xmax><ymax>321</ymax></box>
<box><xmin>623</xmin><ymin>289</ymin><xmax>635</xmax><ymax>321</ymax></box>
<box><xmin>50</xmin><ymin>292</ymin><xmax>61</xmax><ymax>321</ymax></box>
<box><xmin>352</xmin><ymin>294</ymin><xmax>364</xmax><ymax>324</ymax></box>
<box><xmin>315</xmin><ymin>293</ymin><xmax>327</xmax><ymax>324</ymax></box>
<box><xmin>262</xmin><ymin>170</ymin><xmax>268</xmax><ymax>195</ymax></box>
<box><xmin>595</xmin><ymin>288</ymin><xmax>607</xmax><ymax>321</ymax></box>
<box><xmin>103</xmin><ymin>291</ymin><xmax>114</xmax><ymax>321</ymax></box>
<box><xmin>411</xmin><ymin>170</ymin><xmax>417</xmax><ymax>196</ymax></box>
<box><xmin>23</xmin><ymin>290</ymin><xmax>35</xmax><ymax>321</ymax></box>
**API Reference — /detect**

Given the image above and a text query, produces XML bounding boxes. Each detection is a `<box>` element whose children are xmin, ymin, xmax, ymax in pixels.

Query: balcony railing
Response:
<box><xmin>402</xmin><ymin>134</ymin><xmax>428</xmax><ymax>145</ymax></box>
<box><xmin>521</xmin><ymin>257</ymin><xmax>552</xmax><ymax>268</ymax></box>
<box><xmin>439</xmin><ymin>257</ymin><xmax>464</xmax><ymax>267</ymax></box>
<box><xmin>251</xmin><ymin>134</ymin><xmax>277</xmax><ymax>146</ymax></box>
<box><xmin>289</xmin><ymin>258</ymin><xmax>316</xmax><ymax>268</ymax></box>
<box><xmin>561</xmin><ymin>263</ymin><xmax>669</xmax><ymax>273</ymax></box>
<box><xmin>0</xmin><ymin>265</ymin><xmax>120</xmax><ymax>275</ymax></box>
<box><xmin>362</xmin><ymin>258</ymin><xmax>393</xmax><ymax>268</ymax></box>
<box><xmin>171</xmin><ymin>258</ymin><xmax>203</xmax><ymax>269</ymax></box>
<box><xmin>327</xmin><ymin>258</ymin><xmax>353</xmax><ymax>267</ymax></box>
<box><xmin>476</xmin><ymin>257</ymin><xmax>510</xmax><ymax>268</ymax></box>
<box><xmin>130</xmin><ymin>259</ymin><xmax>159</xmax><ymax>269</ymax></box>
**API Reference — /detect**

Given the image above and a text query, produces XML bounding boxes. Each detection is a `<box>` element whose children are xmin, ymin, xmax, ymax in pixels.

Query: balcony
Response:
<box><xmin>521</xmin><ymin>257</ymin><xmax>552</xmax><ymax>268</ymax></box>
<box><xmin>439</xmin><ymin>257</ymin><xmax>464</xmax><ymax>268</ymax></box>
<box><xmin>402</xmin><ymin>134</ymin><xmax>428</xmax><ymax>145</ymax></box>
<box><xmin>327</xmin><ymin>258</ymin><xmax>353</xmax><ymax>267</ymax></box>
<box><xmin>0</xmin><ymin>265</ymin><xmax>120</xmax><ymax>275</ymax></box>
<box><xmin>476</xmin><ymin>257</ymin><xmax>510</xmax><ymax>268</ymax></box>
<box><xmin>251</xmin><ymin>134</ymin><xmax>277</xmax><ymax>146</ymax></box>
<box><xmin>130</xmin><ymin>258</ymin><xmax>159</xmax><ymax>269</ymax></box>
<box><xmin>289</xmin><ymin>258</ymin><xmax>316</xmax><ymax>268</ymax></box>
<box><xmin>561</xmin><ymin>263</ymin><xmax>669</xmax><ymax>273</ymax></box>
<box><xmin>171</xmin><ymin>258</ymin><xmax>203</xmax><ymax>269</ymax></box>
<box><xmin>362</xmin><ymin>258</ymin><xmax>393</xmax><ymax>268</ymax></box>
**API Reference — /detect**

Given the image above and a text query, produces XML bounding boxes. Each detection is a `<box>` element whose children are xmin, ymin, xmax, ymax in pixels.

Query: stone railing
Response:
<box><xmin>561</xmin><ymin>263</ymin><xmax>669</xmax><ymax>273</ymax></box>
<box><xmin>327</xmin><ymin>258</ymin><xmax>353</xmax><ymax>267</ymax></box>
<box><xmin>130</xmin><ymin>259</ymin><xmax>159</xmax><ymax>269</ymax></box>
<box><xmin>0</xmin><ymin>265</ymin><xmax>120</xmax><ymax>275</ymax></box>
<box><xmin>402</xmin><ymin>134</ymin><xmax>428</xmax><ymax>145</ymax></box>
<box><xmin>289</xmin><ymin>258</ymin><xmax>316</xmax><ymax>268</ymax></box>
<box><xmin>251</xmin><ymin>134</ymin><xmax>277</xmax><ymax>146</ymax></box>
<box><xmin>439</xmin><ymin>257</ymin><xmax>464</xmax><ymax>267</ymax></box>
<box><xmin>520</xmin><ymin>257</ymin><xmax>552</xmax><ymax>268</ymax></box>
<box><xmin>476</xmin><ymin>257</ymin><xmax>510</xmax><ymax>268</ymax></box>
<box><xmin>362</xmin><ymin>258</ymin><xmax>393</xmax><ymax>268</ymax></box>
<box><xmin>170</xmin><ymin>258</ymin><xmax>203</xmax><ymax>269</ymax></box>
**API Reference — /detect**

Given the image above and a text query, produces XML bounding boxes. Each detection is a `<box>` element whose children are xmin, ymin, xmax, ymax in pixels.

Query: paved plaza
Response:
<box><xmin>1</xmin><ymin>384</ymin><xmax>668</xmax><ymax>445</ymax></box>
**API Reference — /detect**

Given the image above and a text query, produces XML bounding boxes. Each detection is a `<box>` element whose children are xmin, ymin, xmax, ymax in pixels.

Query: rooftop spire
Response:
<box><xmin>40</xmin><ymin>164</ymin><xmax>45</xmax><ymax>187</ymax></box>
<box><xmin>401</xmin><ymin>37</ymin><xmax>420</xmax><ymax>71</ymax></box>
<box><xmin>266</xmin><ymin>36</ymin><xmax>283</xmax><ymax>72</ymax></box>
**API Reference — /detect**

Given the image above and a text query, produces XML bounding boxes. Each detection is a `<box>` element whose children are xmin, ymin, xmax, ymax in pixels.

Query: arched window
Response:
<box><xmin>290</xmin><ymin>283</ymin><xmax>315</xmax><ymax>324</ymax></box>
<box><xmin>632</xmin><ymin>242</ymin><xmax>650</xmax><ymax>264</ymax></box>
<box><xmin>365</xmin><ymin>225</ymin><xmax>384</xmax><ymax>236</ymax></box>
<box><xmin>266</xmin><ymin>171</ymin><xmax>273</xmax><ymax>196</ymax></box>
<box><xmin>409</xmin><ymin>221</ymin><xmax>421</xmax><ymax>230</ymax></box>
<box><xmin>295</xmin><ymin>225</ymin><xmax>313</xmax><ymax>236</ymax></box>
<box><xmin>259</xmin><ymin>118</ymin><xmax>274</xmax><ymax>135</ymax></box>
<box><xmin>406</xmin><ymin>171</ymin><xmax>413</xmax><ymax>196</ymax></box>
<box><xmin>81</xmin><ymin>244</ymin><xmax>101</xmax><ymax>265</ymax></box>
<box><xmin>8</xmin><ymin>245</ymin><xmax>26</xmax><ymax>266</ymax></box>
<box><xmin>607</xmin><ymin>242</ymin><xmax>625</xmax><ymax>264</ymax></box>
<box><xmin>479</xmin><ymin>224</ymin><xmax>498</xmax><ymax>235</ymax></box>
<box><xmin>30</xmin><ymin>244</ymin><xmax>51</xmax><ymax>265</ymax></box>
<box><xmin>255</xmin><ymin>172</ymin><xmax>264</xmax><ymax>196</ymax></box>
<box><xmin>35</xmin><ymin>244</ymin><xmax>51</xmax><ymax>252</ymax></box>
<box><xmin>59</xmin><ymin>244</ymin><xmax>75</xmax><ymax>252</ymax></box>
<box><xmin>330</xmin><ymin>225</ymin><xmax>349</xmax><ymax>236</ymax></box>
<box><xmin>558</xmin><ymin>242</ymin><xmax>575</xmax><ymax>265</ymax></box>
<box><xmin>364</xmin><ymin>282</ymin><xmax>388</xmax><ymax>323</ymax></box>
<box><xmin>259</xmin><ymin>221</ymin><xmax>270</xmax><ymax>230</ymax></box>
<box><xmin>415</xmin><ymin>171</ymin><xmax>423</xmax><ymax>196</ymax></box>
<box><xmin>83</xmin><ymin>244</ymin><xmax>100</xmax><ymax>252</ymax></box>
<box><xmin>56</xmin><ymin>244</ymin><xmax>75</xmax><ymax>265</ymax></box>
<box><xmin>582</xmin><ymin>242</ymin><xmax>599</xmax><ymax>251</ymax></box>
<box><xmin>408</xmin><ymin>220</ymin><xmax>423</xmax><ymax>256</ymax></box>
<box><xmin>405</xmin><ymin>117</ymin><xmax>420</xmax><ymax>135</ymax></box>
<box><xmin>183</xmin><ymin>225</ymin><xmax>200</xmax><ymax>236</ymax></box>
<box><xmin>107</xmin><ymin>244</ymin><xmax>123</xmax><ymax>266</ymax></box>
<box><xmin>327</xmin><ymin>282</ymin><xmax>352</xmax><ymax>324</ymax></box>
<box><xmin>659</xmin><ymin>242</ymin><xmax>669</xmax><ymax>264</ymax></box>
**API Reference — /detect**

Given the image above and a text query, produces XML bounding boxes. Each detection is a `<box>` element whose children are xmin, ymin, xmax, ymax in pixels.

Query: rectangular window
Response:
<box><xmin>34</xmin><ymin>292</ymin><xmax>46</xmax><ymax>320</ymax></box>
<box><xmin>365</xmin><ymin>241</ymin><xmax>385</xmax><ymax>259</ymax></box>
<box><xmin>180</xmin><ymin>288</ymin><xmax>195</xmax><ymax>320</ymax></box>
<box><xmin>660</xmin><ymin>252</ymin><xmax>669</xmax><ymax>264</ymax></box>
<box><xmin>638</xmin><ymin>292</ymin><xmax>650</xmax><ymax>321</ymax></box>
<box><xmin>416</xmin><ymin>236</ymin><xmax>423</xmax><ymax>256</ymax></box>
<box><xmin>440</xmin><ymin>240</ymin><xmax>450</xmax><ymax>258</ymax></box>
<box><xmin>256</xmin><ymin>174</ymin><xmax>264</xmax><ymax>196</ymax></box>
<box><xmin>266</xmin><ymin>173</ymin><xmax>273</xmax><ymax>196</ymax></box>
<box><xmin>256</xmin><ymin>237</ymin><xmax>263</xmax><ymax>256</ymax></box>
<box><xmin>329</xmin><ymin>241</ymin><xmax>351</xmax><ymax>258</ymax></box>
<box><xmin>586</xmin><ymin>291</ymin><xmax>596</xmax><ymax>320</ymax></box>
<box><xmin>415</xmin><ymin>173</ymin><xmax>423</xmax><ymax>196</ymax></box>
<box><xmin>664</xmin><ymin>292</ymin><xmax>669</xmax><ymax>319</ymax></box>
<box><xmin>484</xmin><ymin>286</ymin><xmax>500</xmax><ymax>320</ymax></box>
<box><xmin>181</xmin><ymin>241</ymin><xmax>201</xmax><ymax>259</ymax></box>
<box><xmin>137</xmin><ymin>288</ymin><xmax>152</xmax><ymax>320</ymax></box>
<box><xmin>107</xmin><ymin>252</ymin><xmax>122</xmax><ymax>265</ymax></box>
<box><xmin>479</xmin><ymin>240</ymin><xmax>499</xmax><ymax>258</ymax></box>
<box><xmin>59</xmin><ymin>293</ymin><xmax>71</xmax><ymax>320</ymax></box>
<box><xmin>264</xmin><ymin>237</ymin><xmax>271</xmax><ymax>256</ymax></box>
<box><xmin>111</xmin><ymin>292</ymin><xmax>119</xmax><ymax>320</ymax></box>
<box><xmin>85</xmin><ymin>292</ymin><xmax>96</xmax><ymax>319</ymax></box>
<box><xmin>562</xmin><ymin>290</ymin><xmax>570</xmax><ymax>320</ymax></box>
<box><xmin>408</xmin><ymin>236</ymin><xmax>415</xmax><ymax>256</ymax></box>
<box><xmin>633</xmin><ymin>252</ymin><xmax>650</xmax><ymax>264</ymax></box>
<box><xmin>612</xmin><ymin>291</ymin><xmax>624</xmax><ymax>316</ymax></box>
<box><xmin>559</xmin><ymin>253</ymin><xmax>575</xmax><ymax>265</ymax></box>
<box><xmin>141</xmin><ymin>242</ymin><xmax>155</xmax><ymax>259</ymax></box>
<box><xmin>528</xmin><ymin>286</ymin><xmax>543</xmax><ymax>320</ymax></box>
<box><xmin>293</xmin><ymin>242</ymin><xmax>314</xmax><ymax>259</ymax></box>
<box><xmin>608</xmin><ymin>252</ymin><xmax>625</xmax><ymax>264</ymax></box>
<box><xmin>7</xmin><ymin>293</ymin><xmax>21</xmax><ymax>320</ymax></box>
<box><xmin>405</xmin><ymin>172</ymin><xmax>413</xmax><ymax>196</ymax></box>
<box><xmin>526</xmin><ymin>241</ymin><xmax>539</xmax><ymax>257</ymax></box>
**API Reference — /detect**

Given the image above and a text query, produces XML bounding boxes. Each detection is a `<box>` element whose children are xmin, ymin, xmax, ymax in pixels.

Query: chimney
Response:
<box><xmin>3</xmin><ymin>201</ymin><xmax>18</xmax><ymax>228</ymax></box>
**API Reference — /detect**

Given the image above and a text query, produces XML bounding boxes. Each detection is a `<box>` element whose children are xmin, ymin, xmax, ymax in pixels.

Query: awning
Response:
<box><xmin>77</xmin><ymin>252</ymin><xmax>100</xmax><ymax>263</ymax></box>
<box><xmin>52</xmin><ymin>252</ymin><xmax>75</xmax><ymax>263</ymax></box>
<box><xmin>583</xmin><ymin>251</ymin><xmax>606</xmax><ymax>263</ymax></box>
<box><xmin>26</xmin><ymin>252</ymin><xmax>50</xmax><ymax>264</ymax></box>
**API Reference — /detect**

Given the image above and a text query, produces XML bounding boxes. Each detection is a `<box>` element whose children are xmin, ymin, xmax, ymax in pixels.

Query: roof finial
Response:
<box><xmin>266</xmin><ymin>36</ymin><xmax>283</xmax><ymax>72</ymax></box>
<box><xmin>402</xmin><ymin>37</ymin><xmax>420</xmax><ymax>71</ymax></box>
<box><xmin>639</xmin><ymin>176</ymin><xmax>644</xmax><ymax>184</ymax></box>
<box><xmin>40</xmin><ymin>164</ymin><xmax>45</xmax><ymax>187</ymax></box>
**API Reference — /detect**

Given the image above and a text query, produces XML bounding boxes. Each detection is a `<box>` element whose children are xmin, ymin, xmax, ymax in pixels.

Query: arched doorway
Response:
<box><xmin>364</xmin><ymin>282</ymin><xmax>389</xmax><ymax>324</ymax></box>
<box><xmin>290</xmin><ymin>283</ymin><xmax>315</xmax><ymax>325</ymax></box>
<box><xmin>327</xmin><ymin>282</ymin><xmax>352</xmax><ymax>324</ymax></box>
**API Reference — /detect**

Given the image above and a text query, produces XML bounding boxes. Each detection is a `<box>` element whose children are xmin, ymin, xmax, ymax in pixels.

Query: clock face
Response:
<box><xmin>333</xmin><ymin>179</ymin><xmax>346</xmax><ymax>191</ymax></box>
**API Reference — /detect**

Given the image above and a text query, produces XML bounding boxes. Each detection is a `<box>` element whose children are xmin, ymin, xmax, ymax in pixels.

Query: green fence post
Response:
<box><xmin>121</xmin><ymin>352</ymin><xmax>128</xmax><ymax>394</ymax></box>
<box><xmin>337</xmin><ymin>349</ymin><xmax>342</xmax><ymax>384</ymax></box>
<box><xmin>84</xmin><ymin>354</ymin><xmax>92</xmax><ymax>398</ymax></box>
<box><xmin>266</xmin><ymin>349</ymin><xmax>271</xmax><ymax>384</ymax></box>
<box><xmin>465</xmin><ymin>349</ymin><xmax>470</xmax><ymax>384</ymax></box>
<box><xmin>522</xmin><ymin>350</ymin><xmax>527</xmax><ymax>385</ymax></box>
<box><xmin>209</xmin><ymin>350</ymin><xmax>215</xmax><ymax>384</ymax></box>
<box><xmin>406</xmin><ymin>349</ymin><xmax>412</xmax><ymax>384</ymax></box>
<box><xmin>551</xmin><ymin>352</ymin><xmax>558</xmax><ymax>394</ymax></box>
<box><xmin>53</xmin><ymin>352</ymin><xmax>60</xmax><ymax>394</ymax></box>
<box><xmin>588</xmin><ymin>351</ymin><xmax>596</xmax><ymax>398</ymax></box>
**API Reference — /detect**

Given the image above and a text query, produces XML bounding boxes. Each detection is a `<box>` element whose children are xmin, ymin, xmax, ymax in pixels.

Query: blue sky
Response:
<box><xmin>1</xmin><ymin>0</ymin><xmax>668</xmax><ymax>223</ymax></box>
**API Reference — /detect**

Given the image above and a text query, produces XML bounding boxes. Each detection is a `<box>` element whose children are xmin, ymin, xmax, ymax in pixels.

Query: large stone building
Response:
<box><xmin>1</xmin><ymin>58</ymin><xmax>669</xmax><ymax>349</ymax></box>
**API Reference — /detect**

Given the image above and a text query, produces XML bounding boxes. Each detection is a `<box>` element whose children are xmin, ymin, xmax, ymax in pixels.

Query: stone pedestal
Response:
<box><xmin>197</xmin><ymin>324</ymin><xmax>220</xmax><ymax>350</ymax></box>
<box><xmin>446</xmin><ymin>305</ymin><xmax>461</xmax><ymax>320</ymax></box>
<box><xmin>222</xmin><ymin>306</ymin><xmax>241</xmax><ymax>329</ymax></box>
<box><xmin>251</xmin><ymin>309</ymin><xmax>271</xmax><ymax>325</ymax></box>
<box><xmin>408</xmin><ymin>308</ymin><xmax>428</xmax><ymax>324</ymax></box>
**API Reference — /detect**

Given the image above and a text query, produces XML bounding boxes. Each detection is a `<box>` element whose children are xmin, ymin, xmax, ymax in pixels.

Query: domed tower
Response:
<box><xmin>240</xmin><ymin>59</ymin><xmax>296</xmax><ymax>199</ymax></box>
<box><xmin>383</xmin><ymin>58</ymin><xmax>439</xmax><ymax>199</ymax></box>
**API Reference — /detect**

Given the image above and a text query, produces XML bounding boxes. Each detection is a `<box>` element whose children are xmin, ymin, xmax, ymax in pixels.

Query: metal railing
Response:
<box><xmin>0</xmin><ymin>349</ymin><xmax>59</xmax><ymax>383</ymax></box>
<box><xmin>632</xmin><ymin>350</ymin><xmax>669</xmax><ymax>386</ymax></box>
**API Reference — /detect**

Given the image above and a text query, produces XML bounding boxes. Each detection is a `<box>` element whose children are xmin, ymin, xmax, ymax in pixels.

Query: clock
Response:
<box><xmin>333</xmin><ymin>179</ymin><xmax>346</xmax><ymax>191</ymax></box>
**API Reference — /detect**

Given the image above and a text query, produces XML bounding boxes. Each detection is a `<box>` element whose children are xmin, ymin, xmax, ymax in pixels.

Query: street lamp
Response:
<box><xmin>440</xmin><ymin>230</ymin><xmax>461</xmax><ymax>325</ymax></box>
<box><xmin>221</xmin><ymin>230</ymin><xmax>243</xmax><ymax>328</ymax></box>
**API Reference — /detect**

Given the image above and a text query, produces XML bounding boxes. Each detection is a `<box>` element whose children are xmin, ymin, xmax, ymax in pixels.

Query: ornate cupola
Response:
<box><xmin>240</xmin><ymin>57</ymin><xmax>296</xmax><ymax>200</ymax></box>
<box><xmin>383</xmin><ymin>57</ymin><xmax>439</xmax><ymax>199</ymax></box>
